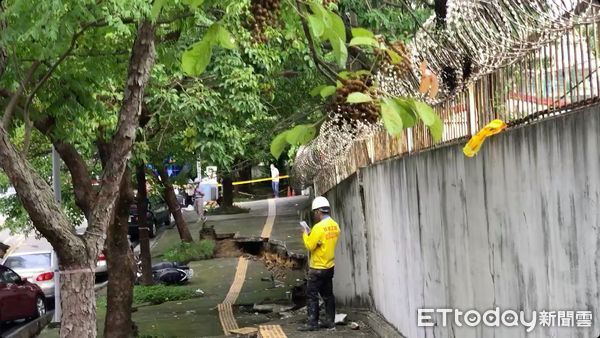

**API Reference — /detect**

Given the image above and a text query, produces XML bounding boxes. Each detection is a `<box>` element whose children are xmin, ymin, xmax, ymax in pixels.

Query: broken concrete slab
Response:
<box><xmin>229</xmin><ymin>327</ymin><xmax>258</xmax><ymax>335</ymax></box>
<box><xmin>252</xmin><ymin>304</ymin><xmax>274</xmax><ymax>313</ymax></box>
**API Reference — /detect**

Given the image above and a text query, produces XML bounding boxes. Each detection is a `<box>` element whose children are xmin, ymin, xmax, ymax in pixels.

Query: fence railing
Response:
<box><xmin>310</xmin><ymin>20</ymin><xmax>600</xmax><ymax>194</ymax></box>
<box><xmin>416</xmin><ymin>20</ymin><xmax>600</xmax><ymax>152</ymax></box>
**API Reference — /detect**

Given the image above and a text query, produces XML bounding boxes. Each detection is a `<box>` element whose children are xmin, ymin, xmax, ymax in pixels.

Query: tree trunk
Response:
<box><xmin>59</xmin><ymin>259</ymin><xmax>97</xmax><ymax>338</ymax></box>
<box><xmin>158</xmin><ymin>167</ymin><xmax>193</xmax><ymax>242</ymax></box>
<box><xmin>136</xmin><ymin>164</ymin><xmax>153</xmax><ymax>285</ymax></box>
<box><xmin>0</xmin><ymin>21</ymin><xmax>155</xmax><ymax>338</ymax></box>
<box><xmin>222</xmin><ymin>176</ymin><xmax>233</xmax><ymax>207</ymax></box>
<box><xmin>104</xmin><ymin>172</ymin><xmax>136</xmax><ymax>338</ymax></box>
<box><xmin>238</xmin><ymin>164</ymin><xmax>253</xmax><ymax>194</ymax></box>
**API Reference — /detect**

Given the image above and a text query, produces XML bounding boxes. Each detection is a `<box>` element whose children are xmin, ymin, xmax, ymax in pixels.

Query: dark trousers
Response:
<box><xmin>306</xmin><ymin>267</ymin><xmax>335</xmax><ymax>327</ymax></box>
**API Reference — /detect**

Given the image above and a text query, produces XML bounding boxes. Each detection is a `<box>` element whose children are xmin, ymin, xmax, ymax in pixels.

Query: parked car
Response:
<box><xmin>0</xmin><ymin>264</ymin><xmax>46</xmax><ymax>323</ymax></box>
<box><xmin>3</xmin><ymin>249</ymin><xmax>57</xmax><ymax>300</ymax></box>
<box><xmin>128</xmin><ymin>195</ymin><xmax>171</xmax><ymax>240</ymax></box>
<box><xmin>3</xmin><ymin>236</ymin><xmax>107</xmax><ymax>295</ymax></box>
<box><xmin>95</xmin><ymin>251</ymin><xmax>107</xmax><ymax>277</ymax></box>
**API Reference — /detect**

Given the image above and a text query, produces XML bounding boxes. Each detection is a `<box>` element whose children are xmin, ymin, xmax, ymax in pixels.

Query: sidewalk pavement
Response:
<box><xmin>40</xmin><ymin>197</ymin><xmax>387</xmax><ymax>337</ymax></box>
<box><xmin>268</xmin><ymin>196</ymin><xmax>311</xmax><ymax>256</ymax></box>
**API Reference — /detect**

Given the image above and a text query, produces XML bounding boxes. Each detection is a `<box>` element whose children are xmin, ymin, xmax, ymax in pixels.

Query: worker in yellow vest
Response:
<box><xmin>298</xmin><ymin>196</ymin><xmax>340</xmax><ymax>332</ymax></box>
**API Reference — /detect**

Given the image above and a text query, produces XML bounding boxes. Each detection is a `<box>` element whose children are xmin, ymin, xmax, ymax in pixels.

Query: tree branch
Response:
<box><xmin>296</xmin><ymin>1</ymin><xmax>339</xmax><ymax>84</ymax></box>
<box><xmin>22</xmin><ymin>109</ymin><xmax>32</xmax><ymax>155</ymax></box>
<box><xmin>33</xmin><ymin>117</ymin><xmax>96</xmax><ymax>217</ymax></box>
<box><xmin>23</xmin><ymin>23</ymin><xmax>95</xmax><ymax>118</ymax></box>
<box><xmin>0</xmin><ymin>123</ymin><xmax>86</xmax><ymax>264</ymax></box>
<box><xmin>86</xmin><ymin>21</ymin><xmax>156</xmax><ymax>248</ymax></box>
<box><xmin>0</xmin><ymin>2</ymin><xmax>6</xmax><ymax>79</ymax></box>
<box><xmin>2</xmin><ymin>62</ymin><xmax>40</xmax><ymax>128</ymax></box>
<box><xmin>89</xmin><ymin>12</ymin><xmax>195</xmax><ymax>29</ymax></box>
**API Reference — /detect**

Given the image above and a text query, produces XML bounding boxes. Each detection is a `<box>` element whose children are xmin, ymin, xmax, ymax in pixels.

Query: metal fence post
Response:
<box><xmin>468</xmin><ymin>83</ymin><xmax>478</xmax><ymax>135</ymax></box>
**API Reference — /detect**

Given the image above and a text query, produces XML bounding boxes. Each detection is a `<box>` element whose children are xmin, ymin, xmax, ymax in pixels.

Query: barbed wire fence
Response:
<box><xmin>292</xmin><ymin>0</ymin><xmax>600</xmax><ymax>189</ymax></box>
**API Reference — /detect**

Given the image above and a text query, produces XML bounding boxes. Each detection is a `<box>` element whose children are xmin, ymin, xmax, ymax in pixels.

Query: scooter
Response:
<box><xmin>135</xmin><ymin>260</ymin><xmax>194</xmax><ymax>285</ymax></box>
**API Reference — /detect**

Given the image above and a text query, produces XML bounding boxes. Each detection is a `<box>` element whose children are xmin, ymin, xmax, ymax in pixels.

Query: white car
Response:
<box><xmin>3</xmin><ymin>249</ymin><xmax>57</xmax><ymax>299</ymax></box>
<box><xmin>2</xmin><ymin>234</ymin><xmax>108</xmax><ymax>301</ymax></box>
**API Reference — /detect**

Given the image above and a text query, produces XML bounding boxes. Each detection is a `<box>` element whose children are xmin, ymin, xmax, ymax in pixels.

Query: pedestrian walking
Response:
<box><xmin>193</xmin><ymin>179</ymin><xmax>206</xmax><ymax>223</ymax></box>
<box><xmin>185</xmin><ymin>182</ymin><xmax>195</xmax><ymax>206</ymax></box>
<box><xmin>297</xmin><ymin>196</ymin><xmax>340</xmax><ymax>332</ymax></box>
<box><xmin>270</xmin><ymin>164</ymin><xmax>280</xmax><ymax>198</ymax></box>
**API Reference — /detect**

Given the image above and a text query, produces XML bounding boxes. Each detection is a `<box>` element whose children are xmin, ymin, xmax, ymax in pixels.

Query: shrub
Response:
<box><xmin>162</xmin><ymin>240</ymin><xmax>215</xmax><ymax>263</ymax></box>
<box><xmin>133</xmin><ymin>284</ymin><xmax>196</xmax><ymax>305</ymax></box>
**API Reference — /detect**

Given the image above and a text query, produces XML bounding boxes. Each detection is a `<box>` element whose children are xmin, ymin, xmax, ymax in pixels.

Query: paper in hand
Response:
<box><xmin>299</xmin><ymin>221</ymin><xmax>310</xmax><ymax>234</ymax></box>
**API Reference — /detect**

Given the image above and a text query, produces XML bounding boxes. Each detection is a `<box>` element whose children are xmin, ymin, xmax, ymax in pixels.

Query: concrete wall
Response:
<box><xmin>325</xmin><ymin>106</ymin><xmax>600</xmax><ymax>338</ymax></box>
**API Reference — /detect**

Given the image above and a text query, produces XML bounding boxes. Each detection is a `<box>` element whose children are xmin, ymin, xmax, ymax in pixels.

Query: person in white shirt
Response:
<box><xmin>193</xmin><ymin>179</ymin><xmax>206</xmax><ymax>223</ymax></box>
<box><xmin>270</xmin><ymin>164</ymin><xmax>280</xmax><ymax>198</ymax></box>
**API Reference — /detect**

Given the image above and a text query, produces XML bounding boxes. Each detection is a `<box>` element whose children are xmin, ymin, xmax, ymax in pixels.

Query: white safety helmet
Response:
<box><xmin>311</xmin><ymin>196</ymin><xmax>330</xmax><ymax>211</ymax></box>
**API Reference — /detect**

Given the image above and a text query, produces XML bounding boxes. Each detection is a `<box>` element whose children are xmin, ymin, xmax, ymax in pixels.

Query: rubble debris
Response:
<box><xmin>280</xmin><ymin>311</ymin><xmax>294</xmax><ymax>319</ymax></box>
<box><xmin>214</xmin><ymin>239</ymin><xmax>243</xmax><ymax>258</ymax></box>
<box><xmin>229</xmin><ymin>327</ymin><xmax>258</xmax><ymax>335</ymax></box>
<box><xmin>335</xmin><ymin>313</ymin><xmax>347</xmax><ymax>324</ymax></box>
<box><xmin>210</xmin><ymin>228</ymin><xmax>307</xmax><ymax>278</ymax></box>
<box><xmin>253</xmin><ymin>304</ymin><xmax>275</xmax><ymax>313</ymax></box>
<box><xmin>291</xmin><ymin>283</ymin><xmax>307</xmax><ymax>308</ymax></box>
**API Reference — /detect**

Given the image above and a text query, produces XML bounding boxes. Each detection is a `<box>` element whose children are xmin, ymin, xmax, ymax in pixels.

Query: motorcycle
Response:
<box><xmin>135</xmin><ymin>259</ymin><xmax>194</xmax><ymax>285</ymax></box>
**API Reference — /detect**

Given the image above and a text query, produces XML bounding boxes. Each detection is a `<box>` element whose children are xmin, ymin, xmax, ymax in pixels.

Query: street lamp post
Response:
<box><xmin>51</xmin><ymin>146</ymin><xmax>61</xmax><ymax>324</ymax></box>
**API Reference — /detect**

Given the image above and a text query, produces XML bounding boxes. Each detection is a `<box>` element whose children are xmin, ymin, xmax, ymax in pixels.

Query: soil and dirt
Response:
<box><xmin>203</xmin><ymin>225</ymin><xmax>307</xmax><ymax>280</ymax></box>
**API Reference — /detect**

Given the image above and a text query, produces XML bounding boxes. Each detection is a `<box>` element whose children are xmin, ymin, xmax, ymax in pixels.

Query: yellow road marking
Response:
<box><xmin>223</xmin><ymin>257</ymin><xmax>249</xmax><ymax>305</ymax></box>
<box><xmin>218</xmin><ymin>303</ymin><xmax>239</xmax><ymax>335</ymax></box>
<box><xmin>259</xmin><ymin>325</ymin><xmax>287</xmax><ymax>338</ymax></box>
<box><xmin>260</xmin><ymin>199</ymin><xmax>276</xmax><ymax>238</ymax></box>
<box><xmin>218</xmin><ymin>199</ymin><xmax>278</xmax><ymax>336</ymax></box>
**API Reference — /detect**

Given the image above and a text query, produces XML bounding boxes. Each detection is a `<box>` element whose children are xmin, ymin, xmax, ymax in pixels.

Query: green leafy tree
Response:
<box><xmin>0</xmin><ymin>1</ymin><xmax>155</xmax><ymax>336</ymax></box>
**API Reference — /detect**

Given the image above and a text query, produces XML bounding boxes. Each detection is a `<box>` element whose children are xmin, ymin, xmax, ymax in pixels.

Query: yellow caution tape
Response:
<box><xmin>232</xmin><ymin>175</ymin><xmax>289</xmax><ymax>186</ymax></box>
<box><xmin>215</xmin><ymin>175</ymin><xmax>290</xmax><ymax>187</ymax></box>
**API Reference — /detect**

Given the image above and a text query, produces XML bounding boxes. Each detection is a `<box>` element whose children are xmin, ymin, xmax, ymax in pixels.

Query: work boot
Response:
<box><xmin>297</xmin><ymin>324</ymin><xmax>318</xmax><ymax>332</ymax></box>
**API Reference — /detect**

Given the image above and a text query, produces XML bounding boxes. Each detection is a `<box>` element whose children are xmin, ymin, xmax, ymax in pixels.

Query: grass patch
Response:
<box><xmin>134</xmin><ymin>284</ymin><xmax>196</xmax><ymax>305</ymax></box>
<box><xmin>94</xmin><ymin>285</ymin><xmax>196</xmax><ymax>308</ymax></box>
<box><xmin>163</xmin><ymin>240</ymin><xmax>215</xmax><ymax>263</ymax></box>
<box><xmin>97</xmin><ymin>296</ymin><xmax>107</xmax><ymax>309</ymax></box>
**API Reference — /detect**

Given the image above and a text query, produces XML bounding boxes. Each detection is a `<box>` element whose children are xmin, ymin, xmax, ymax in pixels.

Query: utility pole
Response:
<box><xmin>51</xmin><ymin>146</ymin><xmax>61</xmax><ymax>324</ymax></box>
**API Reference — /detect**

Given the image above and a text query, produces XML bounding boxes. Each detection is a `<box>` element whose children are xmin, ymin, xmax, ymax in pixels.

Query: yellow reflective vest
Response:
<box><xmin>302</xmin><ymin>217</ymin><xmax>340</xmax><ymax>269</ymax></box>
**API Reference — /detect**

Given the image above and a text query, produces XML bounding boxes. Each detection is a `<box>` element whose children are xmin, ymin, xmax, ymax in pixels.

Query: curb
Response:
<box><xmin>94</xmin><ymin>280</ymin><xmax>109</xmax><ymax>292</ymax></box>
<box><xmin>2</xmin><ymin>311</ymin><xmax>53</xmax><ymax>338</ymax></box>
<box><xmin>358</xmin><ymin>311</ymin><xmax>406</xmax><ymax>338</ymax></box>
